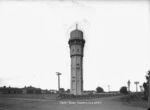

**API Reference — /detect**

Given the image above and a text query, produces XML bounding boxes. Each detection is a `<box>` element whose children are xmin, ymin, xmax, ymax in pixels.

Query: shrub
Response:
<box><xmin>120</xmin><ymin>86</ymin><xmax>128</xmax><ymax>94</ymax></box>
<box><xmin>96</xmin><ymin>87</ymin><xmax>104</xmax><ymax>93</ymax></box>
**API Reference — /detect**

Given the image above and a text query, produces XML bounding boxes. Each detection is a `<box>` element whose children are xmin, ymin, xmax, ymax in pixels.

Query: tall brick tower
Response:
<box><xmin>68</xmin><ymin>25</ymin><xmax>85</xmax><ymax>95</ymax></box>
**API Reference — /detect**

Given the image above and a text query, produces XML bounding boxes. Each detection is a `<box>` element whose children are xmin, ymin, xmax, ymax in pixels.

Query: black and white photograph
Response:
<box><xmin>0</xmin><ymin>0</ymin><xmax>149</xmax><ymax>110</ymax></box>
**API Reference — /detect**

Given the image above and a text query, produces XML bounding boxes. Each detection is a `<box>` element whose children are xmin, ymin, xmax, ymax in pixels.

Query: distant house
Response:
<box><xmin>83</xmin><ymin>90</ymin><xmax>96</xmax><ymax>94</ymax></box>
<box><xmin>22</xmin><ymin>88</ymin><xmax>27</xmax><ymax>94</ymax></box>
<box><xmin>41</xmin><ymin>89</ymin><xmax>50</xmax><ymax>94</ymax></box>
<box><xmin>0</xmin><ymin>86</ymin><xmax>22</xmax><ymax>94</ymax></box>
<box><xmin>49</xmin><ymin>89</ymin><xmax>57</xmax><ymax>94</ymax></box>
<box><xmin>0</xmin><ymin>86</ymin><xmax>42</xmax><ymax>94</ymax></box>
<box><xmin>22</xmin><ymin>86</ymin><xmax>42</xmax><ymax>94</ymax></box>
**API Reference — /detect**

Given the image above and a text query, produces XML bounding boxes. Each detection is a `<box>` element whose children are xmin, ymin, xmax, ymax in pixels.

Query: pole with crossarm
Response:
<box><xmin>134</xmin><ymin>81</ymin><xmax>139</xmax><ymax>92</ymax></box>
<box><xmin>56</xmin><ymin>72</ymin><xmax>62</xmax><ymax>92</ymax></box>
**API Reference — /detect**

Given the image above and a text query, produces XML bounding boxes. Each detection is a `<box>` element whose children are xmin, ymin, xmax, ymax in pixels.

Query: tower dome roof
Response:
<box><xmin>70</xmin><ymin>29</ymin><xmax>83</xmax><ymax>40</ymax></box>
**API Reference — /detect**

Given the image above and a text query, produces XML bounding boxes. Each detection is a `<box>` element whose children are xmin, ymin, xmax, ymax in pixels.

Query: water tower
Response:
<box><xmin>68</xmin><ymin>24</ymin><xmax>85</xmax><ymax>95</ymax></box>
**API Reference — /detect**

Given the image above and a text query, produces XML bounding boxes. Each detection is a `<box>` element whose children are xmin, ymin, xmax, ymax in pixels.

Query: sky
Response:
<box><xmin>0</xmin><ymin>0</ymin><xmax>149</xmax><ymax>92</ymax></box>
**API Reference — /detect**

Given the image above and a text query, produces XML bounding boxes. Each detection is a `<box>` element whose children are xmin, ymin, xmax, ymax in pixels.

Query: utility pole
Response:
<box><xmin>108</xmin><ymin>85</ymin><xmax>110</xmax><ymax>93</ymax></box>
<box><xmin>139</xmin><ymin>85</ymin><xmax>143</xmax><ymax>92</ymax></box>
<box><xmin>127</xmin><ymin>80</ymin><xmax>131</xmax><ymax>92</ymax></box>
<box><xmin>134</xmin><ymin>81</ymin><xmax>139</xmax><ymax>92</ymax></box>
<box><xmin>56</xmin><ymin>72</ymin><xmax>61</xmax><ymax>92</ymax></box>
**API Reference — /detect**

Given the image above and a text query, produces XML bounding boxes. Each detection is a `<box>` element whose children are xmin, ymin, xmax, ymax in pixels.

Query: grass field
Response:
<box><xmin>0</xmin><ymin>93</ymin><xmax>121</xmax><ymax>100</ymax></box>
<box><xmin>0</xmin><ymin>94</ymin><xmax>147</xmax><ymax>110</ymax></box>
<box><xmin>119</xmin><ymin>93</ymin><xmax>147</xmax><ymax>108</ymax></box>
<box><xmin>0</xmin><ymin>94</ymin><xmax>146</xmax><ymax>110</ymax></box>
<box><xmin>0</xmin><ymin>94</ymin><xmax>57</xmax><ymax>100</ymax></box>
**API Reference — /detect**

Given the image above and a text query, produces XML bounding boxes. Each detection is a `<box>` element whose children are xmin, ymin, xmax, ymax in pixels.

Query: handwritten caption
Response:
<box><xmin>59</xmin><ymin>101</ymin><xmax>102</xmax><ymax>105</ymax></box>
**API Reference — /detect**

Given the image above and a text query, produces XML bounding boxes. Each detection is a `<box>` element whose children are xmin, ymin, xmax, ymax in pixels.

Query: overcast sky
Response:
<box><xmin>0</xmin><ymin>0</ymin><xmax>149</xmax><ymax>92</ymax></box>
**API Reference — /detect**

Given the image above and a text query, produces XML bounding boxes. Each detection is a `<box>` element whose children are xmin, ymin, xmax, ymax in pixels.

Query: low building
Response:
<box><xmin>0</xmin><ymin>86</ymin><xmax>42</xmax><ymax>94</ymax></box>
<box><xmin>23</xmin><ymin>86</ymin><xmax>42</xmax><ymax>94</ymax></box>
<box><xmin>83</xmin><ymin>90</ymin><xmax>96</xmax><ymax>94</ymax></box>
<box><xmin>49</xmin><ymin>89</ymin><xmax>57</xmax><ymax>94</ymax></box>
<box><xmin>41</xmin><ymin>89</ymin><xmax>50</xmax><ymax>94</ymax></box>
<box><xmin>0</xmin><ymin>86</ymin><xmax>22</xmax><ymax>94</ymax></box>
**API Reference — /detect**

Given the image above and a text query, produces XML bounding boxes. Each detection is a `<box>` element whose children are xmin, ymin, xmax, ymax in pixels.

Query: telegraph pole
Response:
<box><xmin>56</xmin><ymin>72</ymin><xmax>61</xmax><ymax>92</ymax></box>
<box><xmin>127</xmin><ymin>80</ymin><xmax>131</xmax><ymax>92</ymax></box>
<box><xmin>139</xmin><ymin>85</ymin><xmax>143</xmax><ymax>92</ymax></box>
<box><xmin>134</xmin><ymin>81</ymin><xmax>139</xmax><ymax>92</ymax></box>
<box><xmin>108</xmin><ymin>85</ymin><xmax>110</xmax><ymax>93</ymax></box>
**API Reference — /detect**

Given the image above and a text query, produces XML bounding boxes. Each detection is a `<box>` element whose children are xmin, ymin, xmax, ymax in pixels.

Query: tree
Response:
<box><xmin>143</xmin><ymin>70</ymin><xmax>150</xmax><ymax>100</ymax></box>
<box><xmin>120</xmin><ymin>86</ymin><xmax>128</xmax><ymax>94</ymax></box>
<box><xmin>96</xmin><ymin>86</ymin><xmax>104</xmax><ymax>93</ymax></box>
<box><xmin>66</xmin><ymin>89</ymin><xmax>70</xmax><ymax>93</ymax></box>
<box><xmin>143</xmin><ymin>82</ymin><xmax>148</xmax><ymax>100</ymax></box>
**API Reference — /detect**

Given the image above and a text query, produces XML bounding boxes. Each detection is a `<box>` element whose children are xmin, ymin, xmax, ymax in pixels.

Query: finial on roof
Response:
<box><xmin>76</xmin><ymin>23</ymin><xmax>78</xmax><ymax>30</ymax></box>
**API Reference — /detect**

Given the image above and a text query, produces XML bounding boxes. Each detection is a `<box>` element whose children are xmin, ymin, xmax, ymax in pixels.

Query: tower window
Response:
<box><xmin>76</xmin><ymin>67</ymin><xmax>80</xmax><ymax>69</ymax></box>
<box><xmin>72</xmin><ymin>49</ymin><xmax>74</xmax><ymax>53</ymax></box>
<box><xmin>77</xmin><ymin>49</ymin><xmax>79</xmax><ymax>52</ymax></box>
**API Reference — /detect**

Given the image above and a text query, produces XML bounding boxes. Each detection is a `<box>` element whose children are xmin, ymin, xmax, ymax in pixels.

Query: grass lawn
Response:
<box><xmin>0</xmin><ymin>94</ymin><xmax>57</xmax><ymax>100</ymax></box>
<box><xmin>119</xmin><ymin>93</ymin><xmax>147</xmax><ymax>108</ymax></box>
